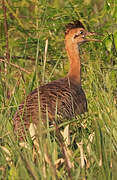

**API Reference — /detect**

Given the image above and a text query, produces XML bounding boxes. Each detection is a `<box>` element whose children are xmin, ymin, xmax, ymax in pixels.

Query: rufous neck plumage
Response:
<box><xmin>65</xmin><ymin>38</ymin><xmax>81</xmax><ymax>85</ymax></box>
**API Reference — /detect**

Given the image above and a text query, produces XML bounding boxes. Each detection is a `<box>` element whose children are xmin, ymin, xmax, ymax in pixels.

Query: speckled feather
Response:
<box><xmin>13</xmin><ymin>77</ymin><xmax>87</xmax><ymax>138</ymax></box>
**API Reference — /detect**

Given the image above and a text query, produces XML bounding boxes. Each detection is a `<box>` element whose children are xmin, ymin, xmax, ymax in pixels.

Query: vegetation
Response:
<box><xmin>0</xmin><ymin>0</ymin><xmax>117</xmax><ymax>179</ymax></box>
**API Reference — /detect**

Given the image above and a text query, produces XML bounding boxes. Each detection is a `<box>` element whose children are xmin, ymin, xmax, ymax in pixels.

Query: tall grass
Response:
<box><xmin>0</xmin><ymin>0</ymin><xmax>117</xmax><ymax>179</ymax></box>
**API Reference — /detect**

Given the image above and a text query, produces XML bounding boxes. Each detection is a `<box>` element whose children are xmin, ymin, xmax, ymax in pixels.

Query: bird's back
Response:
<box><xmin>13</xmin><ymin>77</ymin><xmax>87</xmax><ymax>139</ymax></box>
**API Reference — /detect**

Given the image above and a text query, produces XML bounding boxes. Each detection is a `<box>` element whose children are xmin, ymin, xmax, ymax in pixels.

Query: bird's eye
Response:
<box><xmin>74</xmin><ymin>30</ymin><xmax>84</xmax><ymax>39</ymax></box>
<box><xmin>80</xmin><ymin>30</ymin><xmax>84</xmax><ymax>34</ymax></box>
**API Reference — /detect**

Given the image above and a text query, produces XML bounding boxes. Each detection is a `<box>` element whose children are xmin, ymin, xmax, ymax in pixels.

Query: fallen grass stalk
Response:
<box><xmin>0</xmin><ymin>59</ymin><xmax>31</xmax><ymax>74</ymax></box>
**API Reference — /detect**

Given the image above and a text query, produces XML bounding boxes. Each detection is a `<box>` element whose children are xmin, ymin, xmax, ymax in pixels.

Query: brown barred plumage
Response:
<box><xmin>13</xmin><ymin>20</ymin><xmax>101</xmax><ymax>139</ymax></box>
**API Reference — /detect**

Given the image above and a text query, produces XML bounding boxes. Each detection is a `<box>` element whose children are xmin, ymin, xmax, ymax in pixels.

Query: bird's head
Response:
<box><xmin>65</xmin><ymin>20</ymin><xmax>101</xmax><ymax>44</ymax></box>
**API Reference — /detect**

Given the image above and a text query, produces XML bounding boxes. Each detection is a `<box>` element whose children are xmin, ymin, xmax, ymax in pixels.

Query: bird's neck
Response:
<box><xmin>65</xmin><ymin>40</ymin><xmax>81</xmax><ymax>85</ymax></box>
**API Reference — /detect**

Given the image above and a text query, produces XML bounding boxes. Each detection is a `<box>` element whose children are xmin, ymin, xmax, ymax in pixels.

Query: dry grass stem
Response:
<box><xmin>0</xmin><ymin>58</ymin><xmax>31</xmax><ymax>74</ymax></box>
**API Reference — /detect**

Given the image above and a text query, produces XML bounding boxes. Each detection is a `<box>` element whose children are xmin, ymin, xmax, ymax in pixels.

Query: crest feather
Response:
<box><xmin>65</xmin><ymin>20</ymin><xmax>84</xmax><ymax>34</ymax></box>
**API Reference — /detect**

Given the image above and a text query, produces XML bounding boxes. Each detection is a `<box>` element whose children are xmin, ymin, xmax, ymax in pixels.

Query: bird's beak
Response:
<box><xmin>84</xmin><ymin>31</ymin><xmax>102</xmax><ymax>42</ymax></box>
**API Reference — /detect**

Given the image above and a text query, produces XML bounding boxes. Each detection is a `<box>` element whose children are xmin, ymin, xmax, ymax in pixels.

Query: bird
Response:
<box><xmin>13</xmin><ymin>20</ymin><xmax>101</xmax><ymax>140</ymax></box>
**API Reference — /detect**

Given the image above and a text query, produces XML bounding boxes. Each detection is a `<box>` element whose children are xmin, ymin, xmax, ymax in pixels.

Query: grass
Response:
<box><xmin>0</xmin><ymin>0</ymin><xmax>117</xmax><ymax>179</ymax></box>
